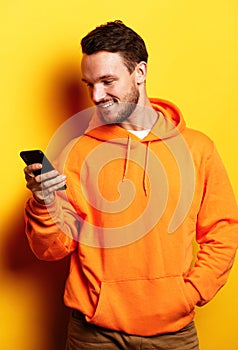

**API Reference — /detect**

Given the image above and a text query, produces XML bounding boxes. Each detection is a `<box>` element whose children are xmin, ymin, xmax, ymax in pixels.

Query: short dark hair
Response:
<box><xmin>81</xmin><ymin>20</ymin><xmax>148</xmax><ymax>74</ymax></box>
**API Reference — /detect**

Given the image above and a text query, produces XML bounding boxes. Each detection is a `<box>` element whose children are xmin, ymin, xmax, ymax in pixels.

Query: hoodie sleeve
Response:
<box><xmin>185</xmin><ymin>144</ymin><xmax>238</xmax><ymax>306</ymax></box>
<box><xmin>25</xmin><ymin>190</ymin><xmax>79</xmax><ymax>261</ymax></box>
<box><xmin>24</xmin><ymin>138</ymin><xmax>82</xmax><ymax>261</ymax></box>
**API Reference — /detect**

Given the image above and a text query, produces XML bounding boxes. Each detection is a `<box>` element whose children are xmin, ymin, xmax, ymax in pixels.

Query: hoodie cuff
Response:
<box><xmin>27</xmin><ymin>195</ymin><xmax>58</xmax><ymax>214</ymax></box>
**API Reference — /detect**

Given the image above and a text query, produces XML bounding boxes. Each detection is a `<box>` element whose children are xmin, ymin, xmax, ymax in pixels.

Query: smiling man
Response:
<box><xmin>81</xmin><ymin>51</ymin><xmax>143</xmax><ymax>125</ymax></box>
<box><xmin>23</xmin><ymin>21</ymin><xmax>238</xmax><ymax>350</ymax></box>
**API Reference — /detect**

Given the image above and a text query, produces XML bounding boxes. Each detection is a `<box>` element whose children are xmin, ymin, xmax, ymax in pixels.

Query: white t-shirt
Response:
<box><xmin>128</xmin><ymin>129</ymin><xmax>151</xmax><ymax>139</ymax></box>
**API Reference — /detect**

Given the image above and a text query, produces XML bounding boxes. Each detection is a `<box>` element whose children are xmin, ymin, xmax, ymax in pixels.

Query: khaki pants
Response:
<box><xmin>65</xmin><ymin>310</ymin><xmax>199</xmax><ymax>350</ymax></box>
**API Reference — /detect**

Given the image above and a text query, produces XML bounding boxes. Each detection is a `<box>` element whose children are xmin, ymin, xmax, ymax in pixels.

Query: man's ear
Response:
<box><xmin>135</xmin><ymin>61</ymin><xmax>147</xmax><ymax>84</ymax></box>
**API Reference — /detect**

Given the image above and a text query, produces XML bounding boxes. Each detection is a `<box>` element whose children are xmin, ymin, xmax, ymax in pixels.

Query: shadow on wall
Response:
<box><xmin>3</xmin><ymin>62</ymin><xmax>92</xmax><ymax>350</ymax></box>
<box><xmin>3</xmin><ymin>206</ymin><xmax>71</xmax><ymax>349</ymax></box>
<box><xmin>45</xmin><ymin>60</ymin><xmax>93</xmax><ymax>159</ymax></box>
<box><xmin>45</xmin><ymin>60</ymin><xmax>92</xmax><ymax>127</ymax></box>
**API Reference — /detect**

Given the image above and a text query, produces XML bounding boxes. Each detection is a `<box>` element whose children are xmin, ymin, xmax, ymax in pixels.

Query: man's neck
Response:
<box><xmin>119</xmin><ymin>102</ymin><xmax>158</xmax><ymax>131</ymax></box>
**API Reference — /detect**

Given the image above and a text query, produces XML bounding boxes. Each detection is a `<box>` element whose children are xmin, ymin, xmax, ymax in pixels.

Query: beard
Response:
<box><xmin>96</xmin><ymin>84</ymin><xmax>139</xmax><ymax>125</ymax></box>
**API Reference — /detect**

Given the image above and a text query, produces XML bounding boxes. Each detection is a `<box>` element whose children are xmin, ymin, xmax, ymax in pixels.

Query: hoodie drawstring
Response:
<box><xmin>123</xmin><ymin>135</ymin><xmax>150</xmax><ymax>196</ymax></box>
<box><xmin>123</xmin><ymin>135</ymin><xmax>131</xmax><ymax>181</ymax></box>
<box><xmin>143</xmin><ymin>141</ymin><xmax>150</xmax><ymax>196</ymax></box>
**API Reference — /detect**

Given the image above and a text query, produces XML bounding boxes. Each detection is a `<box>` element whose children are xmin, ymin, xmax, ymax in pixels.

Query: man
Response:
<box><xmin>23</xmin><ymin>21</ymin><xmax>238</xmax><ymax>349</ymax></box>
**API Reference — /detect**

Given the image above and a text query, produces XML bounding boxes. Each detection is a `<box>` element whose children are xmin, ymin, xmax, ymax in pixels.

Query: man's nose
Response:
<box><xmin>92</xmin><ymin>84</ymin><xmax>107</xmax><ymax>103</ymax></box>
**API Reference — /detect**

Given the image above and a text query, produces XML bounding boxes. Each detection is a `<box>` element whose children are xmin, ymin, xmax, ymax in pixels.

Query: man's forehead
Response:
<box><xmin>81</xmin><ymin>51</ymin><xmax>127</xmax><ymax>80</ymax></box>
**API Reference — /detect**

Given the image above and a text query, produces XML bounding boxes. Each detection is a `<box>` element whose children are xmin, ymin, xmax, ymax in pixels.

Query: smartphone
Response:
<box><xmin>20</xmin><ymin>149</ymin><xmax>66</xmax><ymax>190</ymax></box>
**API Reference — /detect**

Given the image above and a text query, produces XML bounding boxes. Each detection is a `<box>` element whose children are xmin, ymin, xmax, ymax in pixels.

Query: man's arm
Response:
<box><xmin>185</xmin><ymin>145</ymin><xmax>238</xmax><ymax>305</ymax></box>
<box><xmin>23</xmin><ymin>161</ymin><xmax>79</xmax><ymax>261</ymax></box>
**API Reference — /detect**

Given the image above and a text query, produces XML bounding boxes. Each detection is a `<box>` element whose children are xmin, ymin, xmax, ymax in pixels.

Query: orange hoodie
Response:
<box><xmin>25</xmin><ymin>98</ymin><xmax>238</xmax><ymax>336</ymax></box>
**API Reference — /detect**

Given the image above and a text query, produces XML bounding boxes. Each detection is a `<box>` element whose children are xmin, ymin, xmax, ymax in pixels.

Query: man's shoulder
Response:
<box><xmin>182</xmin><ymin>127</ymin><xmax>215</xmax><ymax>156</ymax></box>
<box><xmin>184</xmin><ymin>127</ymin><xmax>214</xmax><ymax>144</ymax></box>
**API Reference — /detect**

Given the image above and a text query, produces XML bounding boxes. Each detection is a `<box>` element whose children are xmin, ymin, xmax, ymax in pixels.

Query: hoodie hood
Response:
<box><xmin>149</xmin><ymin>98</ymin><xmax>186</xmax><ymax>140</ymax></box>
<box><xmin>83</xmin><ymin>98</ymin><xmax>187</xmax><ymax>196</ymax></box>
<box><xmin>85</xmin><ymin>98</ymin><xmax>186</xmax><ymax>142</ymax></box>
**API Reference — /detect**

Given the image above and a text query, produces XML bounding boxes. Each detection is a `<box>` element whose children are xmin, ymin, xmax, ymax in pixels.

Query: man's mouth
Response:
<box><xmin>97</xmin><ymin>99</ymin><xmax>117</xmax><ymax>109</ymax></box>
<box><xmin>101</xmin><ymin>101</ymin><xmax>114</xmax><ymax>108</ymax></box>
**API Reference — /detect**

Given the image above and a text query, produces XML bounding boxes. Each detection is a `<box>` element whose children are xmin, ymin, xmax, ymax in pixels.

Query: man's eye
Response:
<box><xmin>103</xmin><ymin>80</ymin><xmax>113</xmax><ymax>85</ymax></box>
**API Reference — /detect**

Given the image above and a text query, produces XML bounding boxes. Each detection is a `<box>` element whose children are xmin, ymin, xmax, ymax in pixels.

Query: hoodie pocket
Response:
<box><xmin>87</xmin><ymin>276</ymin><xmax>196</xmax><ymax>336</ymax></box>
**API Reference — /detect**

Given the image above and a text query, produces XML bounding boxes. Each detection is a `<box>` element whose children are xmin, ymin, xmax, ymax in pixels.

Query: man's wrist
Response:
<box><xmin>33</xmin><ymin>193</ymin><xmax>55</xmax><ymax>205</ymax></box>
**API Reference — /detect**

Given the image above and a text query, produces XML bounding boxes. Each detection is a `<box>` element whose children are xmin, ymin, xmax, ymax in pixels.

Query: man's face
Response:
<box><xmin>81</xmin><ymin>51</ymin><xmax>139</xmax><ymax>124</ymax></box>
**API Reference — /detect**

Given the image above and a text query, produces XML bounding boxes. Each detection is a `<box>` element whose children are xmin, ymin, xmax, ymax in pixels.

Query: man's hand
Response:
<box><xmin>24</xmin><ymin>163</ymin><xmax>67</xmax><ymax>204</ymax></box>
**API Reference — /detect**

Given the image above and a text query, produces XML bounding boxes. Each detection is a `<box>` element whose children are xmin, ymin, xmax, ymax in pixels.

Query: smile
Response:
<box><xmin>103</xmin><ymin>102</ymin><xmax>114</xmax><ymax>108</ymax></box>
<box><xmin>98</xmin><ymin>100</ymin><xmax>116</xmax><ymax>109</ymax></box>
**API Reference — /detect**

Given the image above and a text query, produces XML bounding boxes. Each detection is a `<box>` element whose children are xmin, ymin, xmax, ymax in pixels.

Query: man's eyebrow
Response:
<box><xmin>81</xmin><ymin>75</ymin><xmax>117</xmax><ymax>83</ymax></box>
<box><xmin>99</xmin><ymin>75</ymin><xmax>116</xmax><ymax>80</ymax></box>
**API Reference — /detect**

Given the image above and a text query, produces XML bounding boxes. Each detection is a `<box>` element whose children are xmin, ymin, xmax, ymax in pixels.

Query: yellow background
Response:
<box><xmin>1</xmin><ymin>1</ymin><xmax>238</xmax><ymax>349</ymax></box>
